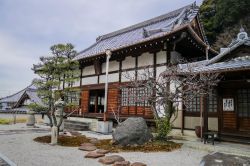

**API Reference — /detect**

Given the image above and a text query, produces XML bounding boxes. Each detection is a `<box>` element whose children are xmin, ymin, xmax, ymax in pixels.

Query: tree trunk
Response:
<box><xmin>51</xmin><ymin>126</ymin><xmax>58</xmax><ymax>145</ymax></box>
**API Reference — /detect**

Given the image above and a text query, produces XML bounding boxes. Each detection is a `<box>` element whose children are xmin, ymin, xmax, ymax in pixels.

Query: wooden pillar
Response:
<box><xmin>79</xmin><ymin>65</ymin><xmax>83</xmax><ymax>108</ymax></box>
<box><xmin>200</xmin><ymin>95</ymin><xmax>204</xmax><ymax>140</ymax></box>
<box><xmin>204</xmin><ymin>95</ymin><xmax>208</xmax><ymax>133</ymax></box>
<box><xmin>181</xmin><ymin>107</ymin><xmax>185</xmax><ymax>135</ymax></box>
<box><xmin>153</xmin><ymin>52</ymin><xmax>157</xmax><ymax>79</ymax></box>
<box><xmin>166</xmin><ymin>42</ymin><xmax>171</xmax><ymax>66</ymax></box>
<box><xmin>135</xmin><ymin>55</ymin><xmax>138</xmax><ymax>115</ymax></box>
<box><xmin>80</xmin><ymin>65</ymin><xmax>84</xmax><ymax>116</ymax></box>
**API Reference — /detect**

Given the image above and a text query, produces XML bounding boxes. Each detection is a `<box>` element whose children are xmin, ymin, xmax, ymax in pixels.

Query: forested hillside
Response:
<box><xmin>199</xmin><ymin>0</ymin><xmax>250</xmax><ymax>50</ymax></box>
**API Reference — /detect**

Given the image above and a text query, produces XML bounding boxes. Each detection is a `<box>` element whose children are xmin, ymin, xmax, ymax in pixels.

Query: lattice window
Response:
<box><xmin>238</xmin><ymin>89</ymin><xmax>250</xmax><ymax>118</ymax></box>
<box><xmin>185</xmin><ymin>94</ymin><xmax>200</xmax><ymax>112</ymax></box>
<box><xmin>208</xmin><ymin>90</ymin><xmax>218</xmax><ymax>113</ymax></box>
<box><xmin>66</xmin><ymin>91</ymin><xmax>80</xmax><ymax>105</ymax></box>
<box><xmin>121</xmin><ymin>87</ymin><xmax>150</xmax><ymax>107</ymax></box>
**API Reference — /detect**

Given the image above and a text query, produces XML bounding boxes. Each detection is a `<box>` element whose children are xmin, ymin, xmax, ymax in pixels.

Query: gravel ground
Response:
<box><xmin>0</xmin><ymin>124</ymin><xmax>208</xmax><ymax>166</ymax></box>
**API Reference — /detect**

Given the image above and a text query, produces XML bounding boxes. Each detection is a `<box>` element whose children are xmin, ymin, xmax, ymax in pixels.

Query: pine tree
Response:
<box><xmin>32</xmin><ymin>43</ymin><xmax>80</xmax><ymax>144</ymax></box>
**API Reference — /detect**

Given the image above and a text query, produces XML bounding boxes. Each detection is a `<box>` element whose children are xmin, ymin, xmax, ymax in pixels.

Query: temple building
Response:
<box><xmin>67</xmin><ymin>3</ymin><xmax>215</xmax><ymax>129</ymax></box>
<box><xmin>65</xmin><ymin>2</ymin><xmax>250</xmax><ymax>142</ymax></box>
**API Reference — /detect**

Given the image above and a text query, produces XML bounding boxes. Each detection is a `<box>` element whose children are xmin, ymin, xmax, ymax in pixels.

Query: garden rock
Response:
<box><xmin>79</xmin><ymin>144</ymin><xmax>97</xmax><ymax>151</ymax></box>
<box><xmin>112</xmin><ymin>117</ymin><xmax>153</xmax><ymax>146</ymax></box>
<box><xmin>200</xmin><ymin>152</ymin><xmax>250</xmax><ymax>166</ymax></box>
<box><xmin>98</xmin><ymin>155</ymin><xmax>125</xmax><ymax>165</ymax></box>
<box><xmin>113</xmin><ymin>161</ymin><xmax>130</xmax><ymax>166</ymax></box>
<box><xmin>84</xmin><ymin>151</ymin><xmax>105</xmax><ymax>158</ymax></box>
<box><xmin>96</xmin><ymin>149</ymin><xmax>110</xmax><ymax>154</ymax></box>
<box><xmin>131</xmin><ymin>162</ymin><xmax>147</xmax><ymax>166</ymax></box>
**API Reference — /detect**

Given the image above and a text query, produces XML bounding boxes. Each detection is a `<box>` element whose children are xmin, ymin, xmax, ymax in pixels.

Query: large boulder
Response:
<box><xmin>112</xmin><ymin>117</ymin><xmax>153</xmax><ymax>146</ymax></box>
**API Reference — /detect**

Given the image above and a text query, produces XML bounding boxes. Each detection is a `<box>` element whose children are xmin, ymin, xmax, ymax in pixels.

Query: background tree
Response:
<box><xmin>199</xmin><ymin>0</ymin><xmax>250</xmax><ymax>49</ymax></box>
<box><xmin>32</xmin><ymin>43</ymin><xmax>80</xmax><ymax>144</ymax></box>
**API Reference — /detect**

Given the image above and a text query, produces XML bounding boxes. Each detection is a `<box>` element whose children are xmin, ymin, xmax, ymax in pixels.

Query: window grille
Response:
<box><xmin>121</xmin><ymin>87</ymin><xmax>150</xmax><ymax>107</ymax></box>
<box><xmin>238</xmin><ymin>89</ymin><xmax>250</xmax><ymax>118</ymax></box>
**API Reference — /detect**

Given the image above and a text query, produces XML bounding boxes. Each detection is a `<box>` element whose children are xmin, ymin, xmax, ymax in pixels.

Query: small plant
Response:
<box><xmin>155</xmin><ymin>117</ymin><xmax>172</xmax><ymax>140</ymax></box>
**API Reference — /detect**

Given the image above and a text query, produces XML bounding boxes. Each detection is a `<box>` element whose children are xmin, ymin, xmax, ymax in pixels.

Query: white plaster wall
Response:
<box><xmin>102</xmin><ymin>60</ymin><xmax>119</xmax><ymax>73</ymax></box>
<box><xmin>156</xmin><ymin>51</ymin><xmax>167</xmax><ymax>64</ymax></box>
<box><xmin>82</xmin><ymin>76</ymin><xmax>98</xmax><ymax>85</ymax></box>
<box><xmin>208</xmin><ymin>117</ymin><xmax>218</xmax><ymax>131</ymax></box>
<box><xmin>122</xmin><ymin>56</ymin><xmax>135</xmax><ymax>70</ymax></box>
<box><xmin>184</xmin><ymin>117</ymin><xmax>200</xmax><ymax>129</ymax></box>
<box><xmin>82</xmin><ymin>65</ymin><xmax>95</xmax><ymax>76</ymax></box>
<box><xmin>137</xmin><ymin>68</ymin><xmax>153</xmax><ymax>80</ymax></box>
<box><xmin>172</xmin><ymin>110</ymin><xmax>182</xmax><ymax>128</ymax></box>
<box><xmin>156</xmin><ymin>66</ymin><xmax>166</xmax><ymax>78</ymax></box>
<box><xmin>138</xmin><ymin>52</ymin><xmax>153</xmax><ymax>67</ymax></box>
<box><xmin>121</xmin><ymin>71</ymin><xmax>135</xmax><ymax>82</ymax></box>
<box><xmin>99</xmin><ymin>73</ymin><xmax>119</xmax><ymax>83</ymax></box>
<box><xmin>170</xmin><ymin>129</ymin><xmax>196</xmax><ymax>137</ymax></box>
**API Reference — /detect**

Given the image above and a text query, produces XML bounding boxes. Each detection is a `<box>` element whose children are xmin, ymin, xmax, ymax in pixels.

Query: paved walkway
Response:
<box><xmin>174</xmin><ymin>136</ymin><xmax>250</xmax><ymax>157</ymax></box>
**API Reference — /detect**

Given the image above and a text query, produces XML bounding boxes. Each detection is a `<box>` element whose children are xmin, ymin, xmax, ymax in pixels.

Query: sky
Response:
<box><xmin>0</xmin><ymin>0</ymin><xmax>203</xmax><ymax>97</ymax></box>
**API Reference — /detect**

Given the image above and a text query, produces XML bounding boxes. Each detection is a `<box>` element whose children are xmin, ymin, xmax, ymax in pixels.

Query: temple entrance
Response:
<box><xmin>237</xmin><ymin>89</ymin><xmax>250</xmax><ymax>132</ymax></box>
<box><xmin>89</xmin><ymin>90</ymin><xmax>105</xmax><ymax>113</ymax></box>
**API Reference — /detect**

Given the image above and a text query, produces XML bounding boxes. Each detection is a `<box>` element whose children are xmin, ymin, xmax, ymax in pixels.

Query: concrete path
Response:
<box><xmin>174</xmin><ymin>138</ymin><xmax>250</xmax><ymax>157</ymax></box>
<box><xmin>0</xmin><ymin>152</ymin><xmax>16</xmax><ymax>166</ymax></box>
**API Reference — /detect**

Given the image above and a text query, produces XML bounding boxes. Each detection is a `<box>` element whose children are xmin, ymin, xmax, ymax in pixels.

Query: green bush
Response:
<box><xmin>0</xmin><ymin>118</ymin><xmax>11</xmax><ymax>124</ymax></box>
<box><xmin>155</xmin><ymin>117</ymin><xmax>172</xmax><ymax>140</ymax></box>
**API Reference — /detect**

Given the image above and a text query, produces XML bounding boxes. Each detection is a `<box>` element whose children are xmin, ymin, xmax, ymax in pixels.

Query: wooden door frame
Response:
<box><xmin>219</xmin><ymin>87</ymin><xmax>238</xmax><ymax>133</ymax></box>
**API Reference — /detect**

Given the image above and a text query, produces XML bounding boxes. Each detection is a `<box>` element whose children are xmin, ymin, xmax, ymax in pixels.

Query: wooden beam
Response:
<box><xmin>94</xmin><ymin>59</ymin><xmax>102</xmax><ymax>75</ymax></box>
<box><xmin>153</xmin><ymin>52</ymin><xmax>157</xmax><ymax>79</ymax></box>
<box><xmin>119</xmin><ymin>59</ymin><xmax>122</xmax><ymax>83</ymax></box>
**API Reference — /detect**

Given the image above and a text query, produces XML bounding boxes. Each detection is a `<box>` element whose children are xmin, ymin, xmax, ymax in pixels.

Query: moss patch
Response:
<box><xmin>34</xmin><ymin>135</ymin><xmax>90</xmax><ymax>147</ymax></box>
<box><xmin>0</xmin><ymin>118</ymin><xmax>27</xmax><ymax>125</ymax></box>
<box><xmin>34</xmin><ymin>135</ymin><xmax>182</xmax><ymax>152</ymax></box>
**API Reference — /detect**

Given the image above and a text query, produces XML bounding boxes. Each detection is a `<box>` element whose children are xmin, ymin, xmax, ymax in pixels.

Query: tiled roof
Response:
<box><xmin>75</xmin><ymin>3</ymin><xmax>200</xmax><ymax>60</ymax></box>
<box><xmin>207</xmin><ymin>28</ymin><xmax>250</xmax><ymax>65</ymax></box>
<box><xmin>0</xmin><ymin>84</ymin><xmax>35</xmax><ymax>103</ymax></box>
<box><xmin>190</xmin><ymin>29</ymin><xmax>250</xmax><ymax>72</ymax></box>
<box><xmin>195</xmin><ymin>56</ymin><xmax>250</xmax><ymax>72</ymax></box>
<box><xmin>25</xmin><ymin>90</ymin><xmax>44</xmax><ymax>106</ymax></box>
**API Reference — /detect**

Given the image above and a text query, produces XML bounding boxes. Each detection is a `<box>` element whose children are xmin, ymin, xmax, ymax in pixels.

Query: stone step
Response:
<box><xmin>64</xmin><ymin>124</ymin><xmax>89</xmax><ymax>131</ymax></box>
<box><xmin>64</xmin><ymin>120</ymin><xmax>89</xmax><ymax>131</ymax></box>
<box><xmin>64</xmin><ymin>120</ymin><xmax>89</xmax><ymax>125</ymax></box>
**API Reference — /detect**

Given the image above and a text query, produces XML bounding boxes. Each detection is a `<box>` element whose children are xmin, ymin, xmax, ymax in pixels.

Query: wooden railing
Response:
<box><xmin>64</xmin><ymin>106</ymin><xmax>82</xmax><ymax>117</ymax></box>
